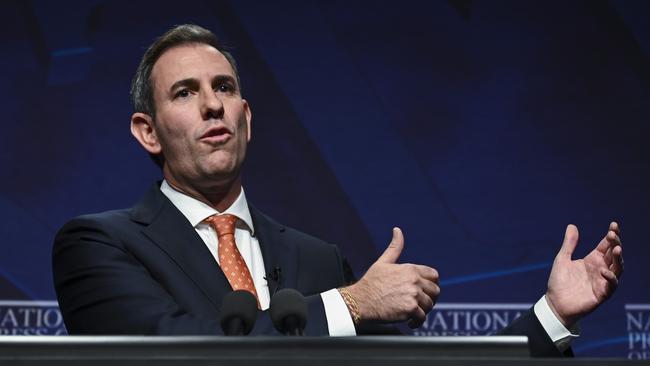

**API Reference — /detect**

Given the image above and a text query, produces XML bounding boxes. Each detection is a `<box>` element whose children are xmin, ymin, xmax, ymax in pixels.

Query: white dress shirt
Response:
<box><xmin>159</xmin><ymin>181</ymin><xmax>576</xmax><ymax>345</ymax></box>
<box><xmin>534</xmin><ymin>295</ymin><xmax>579</xmax><ymax>352</ymax></box>
<box><xmin>159</xmin><ymin>180</ymin><xmax>355</xmax><ymax>336</ymax></box>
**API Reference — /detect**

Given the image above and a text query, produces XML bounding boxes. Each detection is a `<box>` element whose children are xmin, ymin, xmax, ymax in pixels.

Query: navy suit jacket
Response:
<box><xmin>53</xmin><ymin>183</ymin><xmax>348</xmax><ymax>336</ymax></box>
<box><xmin>53</xmin><ymin>183</ymin><xmax>565</xmax><ymax>356</ymax></box>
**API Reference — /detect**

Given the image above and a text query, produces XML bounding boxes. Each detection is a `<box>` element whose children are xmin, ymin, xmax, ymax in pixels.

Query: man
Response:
<box><xmin>52</xmin><ymin>24</ymin><xmax>623</xmax><ymax>356</ymax></box>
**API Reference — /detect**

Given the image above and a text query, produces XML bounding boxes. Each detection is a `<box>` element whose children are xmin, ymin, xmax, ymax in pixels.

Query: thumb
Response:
<box><xmin>558</xmin><ymin>224</ymin><xmax>579</xmax><ymax>260</ymax></box>
<box><xmin>377</xmin><ymin>227</ymin><xmax>404</xmax><ymax>263</ymax></box>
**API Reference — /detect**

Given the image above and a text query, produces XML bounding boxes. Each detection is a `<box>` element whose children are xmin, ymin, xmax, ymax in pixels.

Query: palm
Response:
<box><xmin>546</xmin><ymin>224</ymin><xmax>622</xmax><ymax>326</ymax></box>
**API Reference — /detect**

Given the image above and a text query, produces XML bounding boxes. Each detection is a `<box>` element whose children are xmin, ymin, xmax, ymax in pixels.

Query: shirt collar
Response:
<box><xmin>159</xmin><ymin>180</ymin><xmax>254</xmax><ymax>235</ymax></box>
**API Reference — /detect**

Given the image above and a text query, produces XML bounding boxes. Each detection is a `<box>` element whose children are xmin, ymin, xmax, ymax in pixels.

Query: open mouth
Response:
<box><xmin>200</xmin><ymin>126</ymin><xmax>232</xmax><ymax>144</ymax></box>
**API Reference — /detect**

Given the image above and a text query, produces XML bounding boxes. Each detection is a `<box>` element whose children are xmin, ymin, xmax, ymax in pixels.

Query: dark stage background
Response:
<box><xmin>0</xmin><ymin>0</ymin><xmax>649</xmax><ymax>358</ymax></box>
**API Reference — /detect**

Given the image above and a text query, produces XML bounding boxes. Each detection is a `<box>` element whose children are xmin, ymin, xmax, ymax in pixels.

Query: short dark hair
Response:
<box><xmin>130</xmin><ymin>24</ymin><xmax>241</xmax><ymax>167</ymax></box>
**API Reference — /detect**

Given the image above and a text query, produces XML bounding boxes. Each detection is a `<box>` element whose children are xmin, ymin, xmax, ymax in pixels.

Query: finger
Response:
<box><xmin>407</xmin><ymin>306</ymin><xmax>427</xmax><ymax>329</ymax></box>
<box><xmin>603</xmin><ymin>247</ymin><xmax>613</xmax><ymax>267</ymax></box>
<box><xmin>597</xmin><ymin>231</ymin><xmax>621</xmax><ymax>254</ymax></box>
<box><xmin>377</xmin><ymin>227</ymin><xmax>404</xmax><ymax>264</ymax></box>
<box><xmin>596</xmin><ymin>272</ymin><xmax>617</xmax><ymax>301</ymax></box>
<box><xmin>412</xmin><ymin>265</ymin><xmax>439</xmax><ymax>283</ymax></box>
<box><xmin>602</xmin><ymin>232</ymin><xmax>621</xmax><ymax>265</ymax></box>
<box><xmin>420</xmin><ymin>281</ymin><xmax>440</xmax><ymax>304</ymax></box>
<box><xmin>609</xmin><ymin>245</ymin><xmax>624</xmax><ymax>278</ymax></box>
<box><xmin>407</xmin><ymin>319</ymin><xmax>420</xmax><ymax>329</ymax></box>
<box><xmin>416</xmin><ymin>290</ymin><xmax>435</xmax><ymax>314</ymax></box>
<box><xmin>609</xmin><ymin>222</ymin><xmax>620</xmax><ymax>237</ymax></box>
<box><xmin>558</xmin><ymin>224</ymin><xmax>579</xmax><ymax>259</ymax></box>
<box><xmin>601</xmin><ymin>268</ymin><xmax>619</xmax><ymax>288</ymax></box>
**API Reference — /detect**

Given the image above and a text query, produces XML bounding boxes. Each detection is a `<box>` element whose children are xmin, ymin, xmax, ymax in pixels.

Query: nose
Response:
<box><xmin>200</xmin><ymin>87</ymin><xmax>224</xmax><ymax>120</ymax></box>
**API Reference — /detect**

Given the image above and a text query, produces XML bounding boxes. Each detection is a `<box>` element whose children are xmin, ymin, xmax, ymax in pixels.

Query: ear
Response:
<box><xmin>242</xmin><ymin>99</ymin><xmax>252</xmax><ymax>142</ymax></box>
<box><xmin>130</xmin><ymin>112</ymin><xmax>162</xmax><ymax>154</ymax></box>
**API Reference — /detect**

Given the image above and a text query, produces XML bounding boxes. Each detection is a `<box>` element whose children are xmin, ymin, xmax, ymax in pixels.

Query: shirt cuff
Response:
<box><xmin>320</xmin><ymin>289</ymin><xmax>357</xmax><ymax>336</ymax></box>
<box><xmin>533</xmin><ymin>295</ymin><xmax>580</xmax><ymax>352</ymax></box>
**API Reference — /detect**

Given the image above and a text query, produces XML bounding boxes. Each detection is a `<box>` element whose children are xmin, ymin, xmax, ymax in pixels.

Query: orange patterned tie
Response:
<box><xmin>204</xmin><ymin>214</ymin><xmax>260</xmax><ymax>305</ymax></box>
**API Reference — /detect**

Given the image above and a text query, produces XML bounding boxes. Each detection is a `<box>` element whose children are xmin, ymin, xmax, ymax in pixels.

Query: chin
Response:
<box><xmin>198</xmin><ymin>152</ymin><xmax>243</xmax><ymax>177</ymax></box>
<box><xmin>201</xmin><ymin>164</ymin><xmax>239</xmax><ymax>181</ymax></box>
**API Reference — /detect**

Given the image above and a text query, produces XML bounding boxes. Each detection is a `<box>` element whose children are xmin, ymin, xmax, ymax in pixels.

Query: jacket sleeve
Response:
<box><xmin>498</xmin><ymin>308</ymin><xmax>573</xmax><ymax>357</ymax></box>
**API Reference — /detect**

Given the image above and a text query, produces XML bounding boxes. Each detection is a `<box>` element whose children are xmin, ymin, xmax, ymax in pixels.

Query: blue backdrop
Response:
<box><xmin>0</xmin><ymin>0</ymin><xmax>648</xmax><ymax>357</ymax></box>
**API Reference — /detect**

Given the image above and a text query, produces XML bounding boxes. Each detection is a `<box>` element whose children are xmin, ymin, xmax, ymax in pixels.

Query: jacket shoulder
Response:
<box><xmin>53</xmin><ymin>208</ymin><xmax>140</xmax><ymax>253</ymax></box>
<box><xmin>56</xmin><ymin>208</ymin><xmax>133</xmax><ymax>233</ymax></box>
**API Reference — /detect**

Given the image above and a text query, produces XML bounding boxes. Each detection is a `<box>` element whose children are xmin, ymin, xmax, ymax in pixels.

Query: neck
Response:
<box><xmin>163</xmin><ymin>171</ymin><xmax>242</xmax><ymax>213</ymax></box>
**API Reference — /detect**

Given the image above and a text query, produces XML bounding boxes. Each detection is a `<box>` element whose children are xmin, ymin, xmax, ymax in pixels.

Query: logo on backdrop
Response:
<box><xmin>627</xmin><ymin>304</ymin><xmax>650</xmax><ymax>359</ymax></box>
<box><xmin>413</xmin><ymin>303</ymin><xmax>530</xmax><ymax>336</ymax></box>
<box><xmin>0</xmin><ymin>300</ymin><xmax>66</xmax><ymax>335</ymax></box>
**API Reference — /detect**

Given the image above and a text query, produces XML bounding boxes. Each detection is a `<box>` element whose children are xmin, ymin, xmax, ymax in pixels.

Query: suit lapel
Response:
<box><xmin>131</xmin><ymin>183</ymin><xmax>231</xmax><ymax>309</ymax></box>
<box><xmin>250</xmin><ymin>206</ymin><xmax>298</xmax><ymax>292</ymax></box>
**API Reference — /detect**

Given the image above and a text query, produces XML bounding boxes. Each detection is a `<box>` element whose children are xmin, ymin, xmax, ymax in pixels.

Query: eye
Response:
<box><xmin>174</xmin><ymin>89</ymin><xmax>190</xmax><ymax>99</ymax></box>
<box><xmin>216</xmin><ymin>82</ymin><xmax>235</xmax><ymax>94</ymax></box>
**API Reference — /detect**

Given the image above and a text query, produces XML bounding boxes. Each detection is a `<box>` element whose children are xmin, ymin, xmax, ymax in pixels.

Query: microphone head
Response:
<box><xmin>269</xmin><ymin>288</ymin><xmax>308</xmax><ymax>335</ymax></box>
<box><xmin>219</xmin><ymin>290</ymin><xmax>258</xmax><ymax>335</ymax></box>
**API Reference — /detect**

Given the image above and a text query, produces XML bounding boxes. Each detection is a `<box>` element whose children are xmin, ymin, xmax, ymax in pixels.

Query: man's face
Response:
<box><xmin>148</xmin><ymin>44</ymin><xmax>251</xmax><ymax>189</ymax></box>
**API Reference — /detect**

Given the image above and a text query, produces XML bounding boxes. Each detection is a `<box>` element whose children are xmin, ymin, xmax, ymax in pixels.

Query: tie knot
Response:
<box><xmin>205</xmin><ymin>214</ymin><xmax>238</xmax><ymax>237</ymax></box>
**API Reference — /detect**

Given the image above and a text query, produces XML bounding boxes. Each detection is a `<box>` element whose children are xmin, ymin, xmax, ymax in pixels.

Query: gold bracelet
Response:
<box><xmin>338</xmin><ymin>287</ymin><xmax>361</xmax><ymax>325</ymax></box>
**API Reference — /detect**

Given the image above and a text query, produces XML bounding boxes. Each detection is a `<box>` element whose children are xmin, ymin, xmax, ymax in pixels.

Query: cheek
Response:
<box><xmin>236</xmin><ymin>120</ymin><xmax>249</xmax><ymax>151</ymax></box>
<box><xmin>155</xmin><ymin>121</ymin><xmax>197</xmax><ymax>158</ymax></box>
<box><xmin>159</xmin><ymin>106</ymin><xmax>199</xmax><ymax>135</ymax></box>
<box><xmin>237</xmin><ymin>119</ymin><xmax>247</xmax><ymax>136</ymax></box>
<box><xmin>235</xmin><ymin>112</ymin><xmax>249</xmax><ymax>137</ymax></box>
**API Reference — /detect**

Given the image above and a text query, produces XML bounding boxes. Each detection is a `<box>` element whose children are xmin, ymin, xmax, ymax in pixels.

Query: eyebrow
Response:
<box><xmin>168</xmin><ymin>75</ymin><xmax>239</xmax><ymax>94</ymax></box>
<box><xmin>169</xmin><ymin>78</ymin><xmax>199</xmax><ymax>94</ymax></box>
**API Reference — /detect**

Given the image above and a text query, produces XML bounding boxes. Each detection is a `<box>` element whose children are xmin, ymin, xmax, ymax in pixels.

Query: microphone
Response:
<box><xmin>269</xmin><ymin>288</ymin><xmax>308</xmax><ymax>336</ymax></box>
<box><xmin>219</xmin><ymin>290</ymin><xmax>258</xmax><ymax>335</ymax></box>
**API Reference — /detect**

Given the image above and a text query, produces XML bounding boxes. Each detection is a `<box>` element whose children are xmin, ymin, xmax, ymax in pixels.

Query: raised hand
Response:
<box><xmin>545</xmin><ymin>222</ymin><xmax>624</xmax><ymax>327</ymax></box>
<box><xmin>344</xmin><ymin>228</ymin><xmax>440</xmax><ymax>328</ymax></box>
